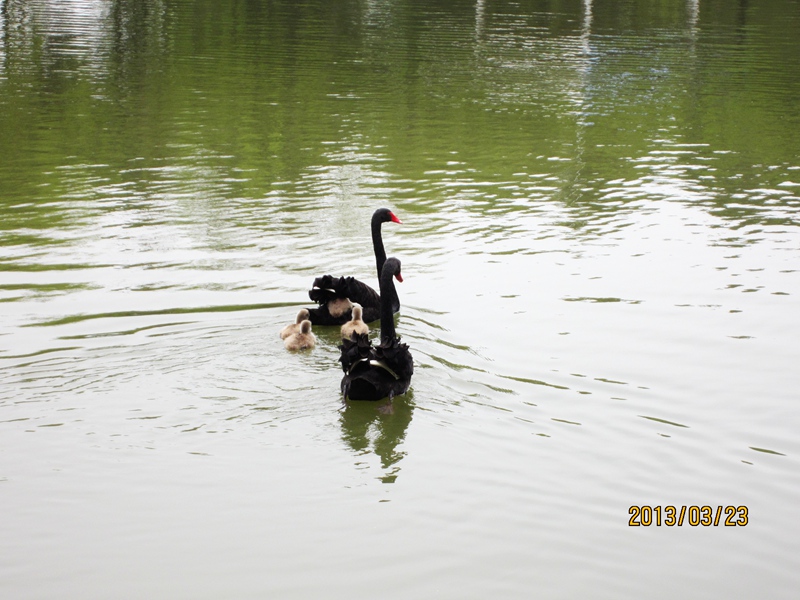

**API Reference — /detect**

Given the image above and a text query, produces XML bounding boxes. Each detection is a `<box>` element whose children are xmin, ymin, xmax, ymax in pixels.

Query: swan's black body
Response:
<box><xmin>339</xmin><ymin>258</ymin><xmax>413</xmax><ymax>401</ymax></box>
<box><xmin>307</xmin><ymin>208</ymin><xmax>401</xmax><ymax>326</ymax></box>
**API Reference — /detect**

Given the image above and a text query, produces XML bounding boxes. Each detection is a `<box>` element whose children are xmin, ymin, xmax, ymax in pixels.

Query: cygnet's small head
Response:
<box><xmin>296</xmin><ymin>308</ymin><xmax>310</xmax><ymax>323</ymax></box>
<box><xmin>300</xmin><ymin>320</ymin><xmax>313</xmax><ymax>334</ymax></box>
<box><xmin>351</xmin><ymin>303</ymin><xmax>363</xmax><ymax>321</ymax></box>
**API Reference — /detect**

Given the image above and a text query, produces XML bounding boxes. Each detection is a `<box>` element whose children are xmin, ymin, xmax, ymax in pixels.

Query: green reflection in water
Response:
<box><xmin>639</xmin><ymin>415</ymin><xmax>690</xmax><ymax>428</ymax></box>
<box><xmin>749</xmin><ymin>446</ymin><xmax>786</xmax><ymax>457</ymax></box>
<box><xmin>23</xmin><ymin>303</ymin><xmax>285</xmax><ymax>327</ymax></box>
<box><xmin>340</xmin><ymin>393</ymin><xmax>415</xmax><ymax>483</ymax></box>
<box><xmin>2</xmin><ymin>0</ymin><xmax>799</xmax><ymax>253</ymax></box>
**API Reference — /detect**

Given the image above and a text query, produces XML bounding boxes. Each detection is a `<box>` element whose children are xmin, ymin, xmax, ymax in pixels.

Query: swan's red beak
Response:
<box><xmin>395</xmin><ymin>272</ymin><xmax>403</xmax><ymax>283</ymax></box>
<box><xmin>390</xmin><ymin>212</ymin><xmax>403</xmax><ymax>224</ymax></box>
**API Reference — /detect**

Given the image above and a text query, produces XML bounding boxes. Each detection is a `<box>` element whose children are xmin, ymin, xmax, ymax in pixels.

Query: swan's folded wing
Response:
<box><xmin>339</xmin><ymin>276</ymin><xmax>381</xmax><ymax>310</ymax></box>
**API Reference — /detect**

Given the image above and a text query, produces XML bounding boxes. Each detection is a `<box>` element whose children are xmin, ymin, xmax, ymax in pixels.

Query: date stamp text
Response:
<box><xmin>628</xmin><ymin>505</ymin><xmax>748</xmax><ymax>526</ymax></box>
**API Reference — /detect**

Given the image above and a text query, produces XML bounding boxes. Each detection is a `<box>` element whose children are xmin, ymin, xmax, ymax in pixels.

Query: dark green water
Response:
<box><xmin>2</xmin><ymin>1</ymin><xmax>800</xmax><ymax>598</ymax></box>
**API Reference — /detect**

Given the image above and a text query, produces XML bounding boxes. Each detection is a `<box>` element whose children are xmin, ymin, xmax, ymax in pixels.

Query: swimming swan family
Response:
<box><xmin>278</xmin><ymin>208</ymin><xmax>412</xmax><ymax>401</ymax></box>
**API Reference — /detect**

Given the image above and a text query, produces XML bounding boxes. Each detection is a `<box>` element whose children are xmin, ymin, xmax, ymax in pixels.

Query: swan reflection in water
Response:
<box><xmin>339</xmin><ymin>392</ymin><xmax>414</xmax><ymax>483</ymax></box>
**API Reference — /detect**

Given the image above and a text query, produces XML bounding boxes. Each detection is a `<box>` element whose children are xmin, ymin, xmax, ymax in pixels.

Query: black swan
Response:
<box><xmin>339</xmin><ymin>257</ymin><xmax>413</xmax><ymax>401</ymax></box>
<box><xmin>307</xmin><ymin>208</ymin><xmax>402</xmax><ymax>326</ymax></box>
<box><xmin>284</xmin><ymin>320</ymin><xmax>316</xmax><ymax>351</ymax></box>
<box><xmin>279</xmin><ymin>309</ymin><xmax>311</xmax><ymax>339</ymax></box>
<box><xmin>340</xmin><ymin>303</ymin><xmax>369</xmax><ymax>339</ymax></box>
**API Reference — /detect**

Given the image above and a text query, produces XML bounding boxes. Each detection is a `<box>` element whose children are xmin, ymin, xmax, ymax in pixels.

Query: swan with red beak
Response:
<box><xmin>338</xmin><ymin>257</ymin><xmax>413</xmax><ymax>401</ymax></box>
<box><xmin>306</xmin><ymin>208</ymin><xmax>402</xmax><ymax>326</ymax></box>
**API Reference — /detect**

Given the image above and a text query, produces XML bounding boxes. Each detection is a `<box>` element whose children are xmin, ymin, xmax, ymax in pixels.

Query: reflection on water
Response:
<box><xmin>2</xmin><ymin>0</ymin><xmax>800</xmax><ymax>598</ymax></box>
<box><xmin>340</xmin><ymin>393</ymin><xmax>414</xmax><ymax>483</ymax></box>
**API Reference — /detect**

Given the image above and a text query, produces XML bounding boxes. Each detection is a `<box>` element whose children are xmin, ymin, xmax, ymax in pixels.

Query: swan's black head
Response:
<box><xmin>373</xmin><ymin>208</ymin><xmax>403</xmax><ymax>225</ymax></box>
<box><xmin>383</xmin><ymin>257</ymin><xmax>403</xmax><ymax>283</ymax></box>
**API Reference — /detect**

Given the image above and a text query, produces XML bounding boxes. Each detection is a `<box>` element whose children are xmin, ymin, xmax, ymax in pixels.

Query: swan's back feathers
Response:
<box><xmin>339</xmin><ymin>333</ymin><xmax>372</xmax><ymax>374</ymax></box>
<box><xmin>373</xmin><ymin>337</ymin><xmax>414</xmax><ymax>382</ymax></box>
<box><xmin>339</xmin><ymin>334</ymin><xmax>413</xmax><ymax>401</ymax></box>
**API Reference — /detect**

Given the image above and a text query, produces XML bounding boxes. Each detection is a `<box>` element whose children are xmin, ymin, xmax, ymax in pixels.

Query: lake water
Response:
<box><xmin>2</xmin><ymin>0</ymin><xmax>800</xmax><ymax>597</ymax></box>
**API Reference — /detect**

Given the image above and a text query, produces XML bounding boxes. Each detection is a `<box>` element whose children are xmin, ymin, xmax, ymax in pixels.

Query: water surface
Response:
<box><xmin>2</xmin><ymin>0</ymin><xmax>800</xmax><ymax>598</ymax></box>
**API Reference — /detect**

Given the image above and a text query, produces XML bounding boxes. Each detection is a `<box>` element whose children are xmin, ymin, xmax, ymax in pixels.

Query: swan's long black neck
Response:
<box><xmin>371</xmin><ymin>213</ymin><xmax>387</xmax><ymax>280</ymax></box>
<box><xmin>378</xmin><ymin>263</ymin><xmax>399</xmax><ymax>343</ymax></box>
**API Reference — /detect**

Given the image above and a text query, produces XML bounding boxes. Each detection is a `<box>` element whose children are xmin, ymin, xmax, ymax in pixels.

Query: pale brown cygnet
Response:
<box><xmin>340</xmin><ymin>303</ymin><xmax>369</xmax><ymax>339</ymax></box>
<box><xmin>280</xmin><ymin>309</ymin><xmax>310</xmax><ymax>340</ymax></box>
<box><xmin>284</xmin><ymin>320</ymin><xmax>316</xmax><ymax>351</ymax></box>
